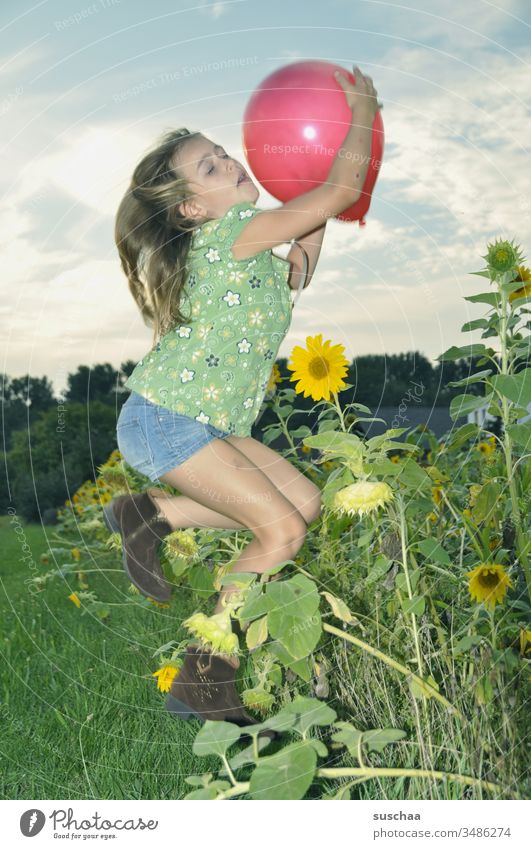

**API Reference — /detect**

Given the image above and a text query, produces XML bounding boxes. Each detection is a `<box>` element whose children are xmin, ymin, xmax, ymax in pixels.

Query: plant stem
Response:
<box><xmin>439</xmin><ymin>490</ymin><xmax>485</xmax><ymax>561</ymax></box>
<box><xmin>322</xmin><ymin>623</ymin><xmax>462</xmax><ymax>718</ymax></box>
<box><xmin>396</xmin><ymin>497</ymin><xmax>424</xmax><ymax>679</ymax></box>
<box><xmin>497</xmin><ymin>284</ymin><xmax>531</xmax><ymax>603</ymax></box>
<box><xmin>331</xmin><ymin>391</ymin><xmax>347</xmax><ymax>432</ymax></box>
<box><xmin>317</xmin><ymin>767</ymin><xmax>504</xmax><ymax>796</ymax></box>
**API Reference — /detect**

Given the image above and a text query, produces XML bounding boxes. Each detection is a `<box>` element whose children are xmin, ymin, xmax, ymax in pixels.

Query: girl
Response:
<box><xmin>106</xmin><ymin>65</ymin><xmax>380</xmax><ymax>724</ymax></box>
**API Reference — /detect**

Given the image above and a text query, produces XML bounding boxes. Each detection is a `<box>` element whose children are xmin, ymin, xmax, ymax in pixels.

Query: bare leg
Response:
<box><xmin>156</xmin><ymin>438</ymin><xmax>310</xmax><ymax>618</ymax></box>
<box><xmin>147</xmin><ymin>489</ymin><xmax>246</xmax><ymax>530</ymax></box>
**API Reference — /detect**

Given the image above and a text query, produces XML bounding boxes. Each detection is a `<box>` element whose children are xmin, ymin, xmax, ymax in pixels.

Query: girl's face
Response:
<box><xmin>173</xmin><ymin>135</ymin><xmax>259</xmax><ymax>223</ymax></box>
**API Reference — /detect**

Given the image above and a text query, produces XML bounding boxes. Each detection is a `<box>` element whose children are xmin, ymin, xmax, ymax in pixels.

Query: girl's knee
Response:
<box><xmin>260</xmin><ymin>513</ymin><xmax>307</xmax><ymax>556</ymax></box>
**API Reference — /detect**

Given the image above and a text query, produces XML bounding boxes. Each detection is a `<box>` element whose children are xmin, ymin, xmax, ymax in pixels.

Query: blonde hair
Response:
<box><xmin>114</xmin><ymin>127</ymin><xmax>205</xmax><ymax>346</ymax></box>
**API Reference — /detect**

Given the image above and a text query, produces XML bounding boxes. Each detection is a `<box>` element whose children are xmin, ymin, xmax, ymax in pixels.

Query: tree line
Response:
<box><xmin>1</xmin><ymin>352</ymin><xmax>490</xmax><ymax>520</ymax></box>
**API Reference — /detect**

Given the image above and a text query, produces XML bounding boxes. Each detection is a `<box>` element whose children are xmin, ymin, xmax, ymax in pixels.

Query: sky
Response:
<box><xmin>2</xmin><ymin>0</ymin><xmax>531</xmax><ymax>398</ymax></box>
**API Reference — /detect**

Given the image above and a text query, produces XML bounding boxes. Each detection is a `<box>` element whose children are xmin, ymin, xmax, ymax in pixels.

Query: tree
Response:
<box><xmin>7</xmin><ymin>401</ymin><xmax>119</xmax><ymax>520</ymax></box>
<box><xmin>1</xmin><ymin>374</ymin><xmax>56</xmax><ymax>451</ymax></box>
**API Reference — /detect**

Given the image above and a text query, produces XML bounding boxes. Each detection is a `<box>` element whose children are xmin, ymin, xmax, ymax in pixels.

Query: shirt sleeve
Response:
<box><xmin>218</xmin><ymin>201</ymin><xmax>263</xmax><ymax>265</ymax></box>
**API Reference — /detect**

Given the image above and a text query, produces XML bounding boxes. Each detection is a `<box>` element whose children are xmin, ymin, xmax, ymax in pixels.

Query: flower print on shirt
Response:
<box><xmin>223</xmin><ymin>290</ymin><xmax>241</xmax><ymax>307</ymax></box>
<box><xmin>195</xmin><ymin>410</ymin><xmax>210</xmax><ymax>424</ymax></box>
<box><xmin>248</xmin><ymin>309</ymin><xmax>265</xmax><ymax>327</ymax></box>
<box><xmin>203</xmin><ymin>384</ymin><xmax>220</xmax><ymax>402</ymax></box>
<box><xmin>125</xmin><ymin>200</ymin><xmax>293</xmax><ymax>438</ymax></box>
<box><xmin>205</xmin><ymin>248</ymin><xmax>221</xmax><ymax>264</ymax></box>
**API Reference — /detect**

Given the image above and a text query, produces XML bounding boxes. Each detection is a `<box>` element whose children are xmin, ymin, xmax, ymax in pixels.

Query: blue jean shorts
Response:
<box><xmin>116</xmin><ymin>391</ymin><xmax>231</xmax><ymax>483</ymax></box>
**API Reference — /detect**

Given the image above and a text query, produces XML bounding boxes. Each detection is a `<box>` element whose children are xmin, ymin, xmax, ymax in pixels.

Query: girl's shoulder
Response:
<box><xmin>190</xmin><ymin>201</ymin><xmax>260</xmax><ymax>255</ymax></box>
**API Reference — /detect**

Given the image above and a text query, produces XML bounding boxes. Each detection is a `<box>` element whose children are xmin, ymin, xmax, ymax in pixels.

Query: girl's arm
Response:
<box><xmin>285</xmin><ymin>222</ymin><xmax>326</xmax><ymax>291</ymax></box>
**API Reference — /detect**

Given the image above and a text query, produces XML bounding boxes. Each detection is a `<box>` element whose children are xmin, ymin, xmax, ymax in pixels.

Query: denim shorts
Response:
<box><xmin>116</xmin><ymin>391</ymin><xmax>231</xmax><ymax>483</ymax></box>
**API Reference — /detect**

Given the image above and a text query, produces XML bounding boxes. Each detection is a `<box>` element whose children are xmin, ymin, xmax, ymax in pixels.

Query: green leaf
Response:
<box><xmin>445</xmin><ymin>422</ymin><xmax>480</xmax><ymax>448</ymax></box>
<box><xmin>192</xmin><ymin>721</ymin><xmax>242</xmax><ymax>759</ymax></box>
<box><xmin>332</xmin><ymin>722</ymin><xmax>362</xmax><ymax>759</ymax></box>
<box><xmin>416</xmin><ymin>538</ymin><xmax>451</xmax><ymax>565</ymax></box>
<box><xmin>228</xmin><ymin>737</ymin><xmax>272</xmax><ymax>770</ymax></box>
<box><xmin>447</xmin><ymin>369</ymin><xmax>493</xmax><ymax>388</ymax></box>
<box><xmin>307</xmin><ymin>739</ymin><xmax>328</xmax><ymax>757</ymax></box>
<box><xmin>246</xmin><ymin>615</ymin><xmax>268</xmax><ymax>650</ymax></box>
<box><xmin>242</xmin><ymin>710</ymin><xmax>297</xmax><ymax>737</ymax></box>
<box><xmin>268</xmin><ymin>643</ymin><xmax>313</xmax><ymax>681</ymax></box>
<box><xmin>268</xmin><ymin>610</ymin><xmax>322</xmax><ymax>660</ymax></box>
<box><xmin>507</xmin><ymin>422</ymin><xmax>531</xmax><ymax>451</ymax></box>
<box><xmin>438</xmin><ymin>344</ymin><xmax>489</xmax><ymax>362</ymax></box>
<box><xmin>290</xmin><ymin>425</ymin><xmax>312</xmax><ymax>438</ymax></box>
<box><xmin>283</xmin><ymin>695</ymin><xmax>337</xmax><ymax>736</ymax></box>
<box><xmin>362</xmin><ymin>728</ymin><xmax>407</xmax><ymax>754</ymax></box>
<box><xmin>187</xmin><ymin>563</ymin><xmax>215</xmax><ymax>598</ymax></box>
<box><xmin>449</xmin><ymin>393</ymin><xmax>491</xmax><ymax>420</ymax></box>
<box><xmin>238</xmin><ymin>585</ymin><xmax>276</xmax><ymax>622</ymax></box>
<box><xmin>302</xmin><ymin>431</ymin><xmax>364</xmax><ymax>473</ymax></box>
<box><xmin>400</xmin><ymin>595</ymin><xmax>426</xmax><ymax>616</ymax></box>
<box><xmin>490</xmin><ymin>369</ymin><xmax>531</xmax><ymax>407</ymax></box>
<box><xmin>463</xmin><ymin>292</ymin><xmax>500</xmax><ymax>307</ymax></box>
<box><xmin>364</xmin><ymin>555</ymin><xmax>392</xmax><ymax>586</ymax></box>
<box><xmin>471</xmin><ymin>481</ymin><xmax>502</xmax><ymax>524</ymax></box>
<box><xmin>266</xmin><ymin>574</ymin><xmax>320</xmax><ymax>620</ymax></box>
<box><xmin>184</xmin><ymin>787</ymin><xmax>218</xmax><ymax>799</ymax></box>
<box><xmin>332</xmin><ymin>722</ymin><xmax>406</xmax><ymax>760</ymax></box>
<box><xmin>321</xmin><ymin>591</ymin><xmax>356</xmax><ymax>625</ymax></box>
<box><xmin>394</xmin><ymin>456</ymin><xmax>432</xmax><ymax>489</ymax></box>
<box><xmin>409</xmin><ymin>674</ymin><xmax>440</xmax><ymax>701</ymax></box>
<box><xmin>249</xmin><ymin>741</ymin><xmax>317</xmax><ymax>800</ymax></box>
<box><xmin>460</xmin><ymin>318</ymin><xmax>489</xmax><ymax>332</ymax></box>
<box><xmin>453</xmin><ymin>634</ymin><xmax>483</xmax><ymax>654</ymax></box>
<box><xmin>395</xmin><ymin>568</ymin><xmax>421</xmax><ymax>593</ymax></box>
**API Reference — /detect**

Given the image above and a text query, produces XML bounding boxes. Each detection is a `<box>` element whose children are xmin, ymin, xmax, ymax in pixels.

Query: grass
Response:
<box><xmin>0</xmin><ymin>514</ymin><xmax>217</xmax><ymax>800</ymax></box>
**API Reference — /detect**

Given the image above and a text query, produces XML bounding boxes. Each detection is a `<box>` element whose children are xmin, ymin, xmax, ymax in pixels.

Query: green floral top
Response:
<box><xmin>124</xmin><ymin>200</ymin><xmax>293</xmax><ymax>436</ymax></box>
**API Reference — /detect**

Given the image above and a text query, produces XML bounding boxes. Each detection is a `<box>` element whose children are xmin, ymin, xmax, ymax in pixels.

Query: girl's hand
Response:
<box><xmin>334</xmin><ymin>65</ymin><xmax>380</xmax><ymax>116</ymax></box>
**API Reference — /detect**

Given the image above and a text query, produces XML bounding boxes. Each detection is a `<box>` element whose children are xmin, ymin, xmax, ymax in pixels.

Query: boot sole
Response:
<box><xmin>165</xmin><ymin>693</ymin><xmax>202</xmax><ymax>721</ymax></box>
<box><xmin>164</xmin><ymin>693</ymin><xmax>279</xmax><ymax>743</ymax></box>
<box><xmin>103</xmin><ymin>502</ymin><xmax>172</xmax><ymax>604</ymax></box>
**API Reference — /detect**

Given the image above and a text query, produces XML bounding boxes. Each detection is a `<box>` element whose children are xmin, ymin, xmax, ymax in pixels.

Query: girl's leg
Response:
<box><xmin>156</xmin><ymin>437</ymin><xmax>310</xmax><ymax>616</ymax></box>
<box><xmin>147</xmin><ymin>435</ymin><xmax>322</xmax><ymax>531</ymax></box>
<box><xmin>147</xmin><ymin>490</ymin><xmax>247</xmax><ymax>530</ymax></box>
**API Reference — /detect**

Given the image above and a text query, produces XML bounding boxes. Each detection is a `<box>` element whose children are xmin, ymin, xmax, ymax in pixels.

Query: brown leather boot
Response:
<box><xmin>165</xmin><ymin>645</ymin><xmax>258</xmax><ymax>726</ymax></box>
<box><xmin>103</xmin><ymin>490</ymin><xmax>173</xmax><ymax>602</ymax></box>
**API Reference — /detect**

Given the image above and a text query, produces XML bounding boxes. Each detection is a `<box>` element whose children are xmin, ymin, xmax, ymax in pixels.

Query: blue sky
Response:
<box><xmin>2</xmin><ymin>0</ymin><xmax>530</xmax><ymax>397</ymax></box>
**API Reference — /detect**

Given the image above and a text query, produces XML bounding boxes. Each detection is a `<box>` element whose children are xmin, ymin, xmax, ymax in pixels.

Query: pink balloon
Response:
<box><xmin>242</xmin><ymin>60</ymin><xmax>384</xmax><ymax>225</ymax></box>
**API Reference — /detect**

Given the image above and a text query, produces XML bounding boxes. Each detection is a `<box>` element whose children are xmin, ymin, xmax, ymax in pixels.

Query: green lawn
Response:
<box><xmin>0</xmin><ymin>515</ymin><xmax>218</xmax><ymax>800</ymax></box>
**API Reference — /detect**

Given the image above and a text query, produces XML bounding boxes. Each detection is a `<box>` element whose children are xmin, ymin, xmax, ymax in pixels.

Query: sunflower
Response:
<box><xmin>466</xmin><ymin>563</ymin><xmax>513</xmax><ymax>610</ymax></box>
<box><xmin>333</xmin><ymin>480</ymin><xmax>394</xmax><ymax>518</ymax></box>
<box><xmin>152</xmin><ymin>664</ymin><xmax>181</xmax><ymax>693</ymax></box>
<box><xmin>183</xmin><ymin>608</ymin><xmax>239</xmax><ymax>656</ymax></box>
<box><xmin>287</xmin><ymin>333</ymin><xmax>349</xmax><ymax>401</ymax></box>
<box><xmin>508</xmin><ymin>265</ymin><xmax>531</xmax><ymax>303</ymax></box>
<box><xmin>163</xmin><ymin>530</ymin><xmax>199</xmax><ymax>561</ymax></box>
<box><xmin>241</xmin><ymin>687</ymin><xmax>274</xmax><ymax>714</ymax></box>
<box><xmin>431</xmin><ymin>486</ymin><xmax>443</xmax><ymax>506</ymax></box>
<box><xmin>478</xmin><ymin>440</ymin><xmax>495</xmax><ymax>457</ymax></box>
<box><xmin>484</xmin><ymin>238</ymin><xmax>525</xmax><ymax>274</ymax></box>
<box><xmin>266</xmin><ymin>362</ymin><xmax>282</xmax><ymax>394</ymax></box>
<box><xmin>468</xmin><ymin>484</ymin><xmax>482</xmax><ymax>507</ymax></box>
<box><xmin>519</xmin><ymin>629</ymin><xmax>531</xmax><ymax>655</ymax></box>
